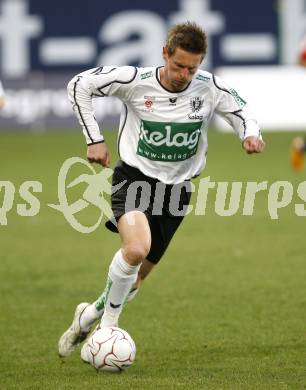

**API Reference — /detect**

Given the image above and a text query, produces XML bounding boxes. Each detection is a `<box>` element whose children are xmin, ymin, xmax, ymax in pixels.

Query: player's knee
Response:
<box><xmin>123</xmin><ymin>243</ymin><xmax>150</xmax><ymax>265</ymax></box>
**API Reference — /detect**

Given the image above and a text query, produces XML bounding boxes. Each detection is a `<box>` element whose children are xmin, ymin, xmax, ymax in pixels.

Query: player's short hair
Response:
<box><xmin>165</xmin><ymin>21</ymin><xmax>207</xmax><ymax>57</ymax></box>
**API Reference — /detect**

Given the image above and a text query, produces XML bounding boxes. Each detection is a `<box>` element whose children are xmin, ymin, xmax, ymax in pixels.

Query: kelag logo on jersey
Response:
<box><xmin>137</xmin><ymin>120</ymin><xmax>202</xmax><ymax>162</ymax></box>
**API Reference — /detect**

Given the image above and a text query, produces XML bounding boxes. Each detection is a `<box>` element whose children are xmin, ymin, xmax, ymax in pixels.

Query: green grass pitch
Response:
<box><xmin>0</xmin><ymin>129</ymin><xmax>306</xmax><ymax>389</ymax></box>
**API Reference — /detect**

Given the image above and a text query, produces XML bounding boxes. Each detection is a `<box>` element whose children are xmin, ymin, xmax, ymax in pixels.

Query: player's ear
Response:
<box><xmin>162</xmin><ymin>47</ymin><xmax>168</xmax><ymax>61</ymax></box>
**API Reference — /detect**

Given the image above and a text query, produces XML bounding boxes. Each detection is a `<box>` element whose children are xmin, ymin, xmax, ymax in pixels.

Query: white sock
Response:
<box><xmin>101</xmin><ymin>250</ymin><xmax>140</xmax><ymax>327</ymax></box>
<box><xmin>81</xmin><ymin>286</ymin><xmax>139</xmax><ymax>330</ymax></box>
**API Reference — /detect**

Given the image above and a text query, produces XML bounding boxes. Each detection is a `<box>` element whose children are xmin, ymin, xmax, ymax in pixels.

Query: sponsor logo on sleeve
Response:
<box><xmin>196</xmin><ymin>74</ymin><xmax>211</xmax><ymax>82</ymax></box>
<box><xmin>140</xmin><ymin>71</ymin><xmax>153</xmax><ymax>80</ymax></box>
<box><xmin>229</xmin><ymin>88</ymin><xmax>247</xmax><ymax>108</ymax></box>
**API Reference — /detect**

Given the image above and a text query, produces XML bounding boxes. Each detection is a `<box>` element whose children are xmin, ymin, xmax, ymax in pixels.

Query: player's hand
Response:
<box><xmin>242</xmin><ymin>136</ymin><xmax>265</xmax><ymax>154</ymax></box>
<box><xmin>87</xmin><ymin>142</ymin><xmax>110</xmax><ymax>167</ymax></box>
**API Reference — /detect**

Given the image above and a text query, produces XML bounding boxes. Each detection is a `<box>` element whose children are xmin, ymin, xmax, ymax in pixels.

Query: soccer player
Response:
<box><xmin>58</xmin><ymin>22</ymin><xmax>265</xmax><ymax>359</ymax></box>
<box><xmin>290</xmin><ymin>35</ymin><xmax>306</xmax><ymax>170</ymax></box>
<box><xmin>0</xmin><ymin>80</ymin><xmax>5</xmax><ymax>109</ymax></box>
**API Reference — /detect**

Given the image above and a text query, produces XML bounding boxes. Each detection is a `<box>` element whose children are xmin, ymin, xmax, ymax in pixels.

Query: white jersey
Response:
<box><xmin>68</xmin><ymin>66</ymin><xmax>260</xmax><ymax>184</ymax></box>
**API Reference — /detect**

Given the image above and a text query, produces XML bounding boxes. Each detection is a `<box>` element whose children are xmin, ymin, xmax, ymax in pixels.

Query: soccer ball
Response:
<box><xmin>86</xmin><ymin>326</ymin><xmax>136</xmax><ymax>372</ymax></box>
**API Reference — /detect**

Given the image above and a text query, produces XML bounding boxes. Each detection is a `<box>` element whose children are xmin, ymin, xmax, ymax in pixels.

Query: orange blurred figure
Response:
<box><xmin>298</xmin><ymin>36</ymin><xmax>306</xmax><ymax>67</ymax></box>
<box><xmin>290</xmin><ymin>37</ymin><xmax>306</xmax><ymax>171</ymax></box>
<box><xmin>290</xmin><ymin>137</ymin><xmax>306</xmax><ymax>171</ymax></box>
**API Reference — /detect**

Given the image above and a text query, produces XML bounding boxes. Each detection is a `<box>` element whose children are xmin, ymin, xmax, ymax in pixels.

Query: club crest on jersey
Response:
<box><xmin>142</xmin><ymin>97</ymin><xmax>154</xmax><ymax>112</ymax></box>
<box><xmin>189</xmin><ymin>97</ymin><xmax>204</xmax><ymax>119</ymax></box>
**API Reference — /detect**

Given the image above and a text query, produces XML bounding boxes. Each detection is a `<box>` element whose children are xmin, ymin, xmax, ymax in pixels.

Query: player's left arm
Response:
<box><xmin>213</xmin><ymin>74</ymin><xmax>265</xmax><ymax>154</ymax></box>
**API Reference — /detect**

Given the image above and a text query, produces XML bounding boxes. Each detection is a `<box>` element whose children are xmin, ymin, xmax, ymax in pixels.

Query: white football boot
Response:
<box><xmin>58</xmin><ymin>302</ymin><xmax>94</xmax><ymax>357</ymax></box>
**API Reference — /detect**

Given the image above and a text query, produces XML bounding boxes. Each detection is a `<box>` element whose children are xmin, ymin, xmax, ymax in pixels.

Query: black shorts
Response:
<box><xmin>105</xmin><ymin>160</ymin><xmax>191</xmax><ymax>264</ymax></box>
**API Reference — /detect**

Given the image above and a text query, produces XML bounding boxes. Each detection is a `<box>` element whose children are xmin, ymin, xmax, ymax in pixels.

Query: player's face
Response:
<box><xmin>162</xmin><ymin>47</ymin><xmax>203</xmax><ymax>92</ymax></box>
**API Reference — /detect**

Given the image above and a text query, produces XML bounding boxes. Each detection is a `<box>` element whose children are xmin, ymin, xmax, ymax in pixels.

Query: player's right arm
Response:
<box><xmin>87</xmin><ymin>142</ymin><xmax>110</xmax><ymax>167</ymax></box>
<box><xmin>67</xmin><ymin>66</ymin><xmax>137</xmax><ymax>166</ymax></box>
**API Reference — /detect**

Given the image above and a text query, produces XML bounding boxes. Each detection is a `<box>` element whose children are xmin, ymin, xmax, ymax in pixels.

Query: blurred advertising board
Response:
<box><xmin>215</xmin><ymin>66</ymin><xmax>306</xmax><ymax>131</ymax></box>
<box><xmin>0</xmin><ymin>74</ymin><xmax>121</xmax><ymax>130</ymax></box>
<box><xmin>0</xmin><ymin>0</ymin><xmax>306</xmax><ymax>130</ymax></box>
<box><xmin>0</xmin><ymin>0</ymin><xmax>301</xmax><ymax>79</ymax></box>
